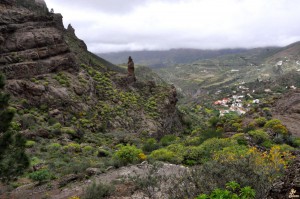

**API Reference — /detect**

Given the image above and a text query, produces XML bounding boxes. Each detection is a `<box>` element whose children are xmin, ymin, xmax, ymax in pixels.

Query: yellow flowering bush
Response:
<box><xmin>138</xmin><ymin>153</ymin><xmax>147</xmax><ymax>161</ymax></box>
<box><xmin>214</xmin><ymin>145</ymin><xmax>295</xmax><ymax>181</ymax></box>
<box><xmin>68</xmin><ymin>196</ymin><xmax>80</xmax><ymax>199</ymax></box>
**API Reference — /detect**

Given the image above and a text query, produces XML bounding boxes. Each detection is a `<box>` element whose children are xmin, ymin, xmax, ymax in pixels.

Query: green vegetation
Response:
<box><xmin>29</xmin><ymin>169</ymin><xmax>53</xmax><ymax>184</ymax></box>
<box><xmin>1</xmin><ymin>26</ymin><xmax>299</xmax><ymax>199</ymax></box>
<box><xmin>54</xmin><ymin>72</ymin><xmax>70</xmax><ymax>87</ymax></box>
<box><xmin>196</xmin><ymin>181</ymin><xmax>255</xmax><ymax>199</ymax></box>
<box><xmin>248</xmin><ymin>130</ymin><xmax>269</xmax><ymax>144</ymax></box>
<box><xmin>0</xmin><ymin>74</ymin><xmax>29</xmax><ymax>183</ymax></box>
<box><xmin>113</xmin><ymin>144</ymin><xmax>144</xmax><ymax>165</ymax></box>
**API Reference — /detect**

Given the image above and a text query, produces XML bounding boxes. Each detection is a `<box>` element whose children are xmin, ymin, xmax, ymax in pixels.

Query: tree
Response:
<box><xmin>0</xmin><ymin>74</ymin><xmax>29</xmax><ymax>183</ymax></box>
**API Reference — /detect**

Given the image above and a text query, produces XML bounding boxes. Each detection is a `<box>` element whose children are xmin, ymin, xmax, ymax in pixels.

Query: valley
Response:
<box><xmin>0</xmin><ymin>1</ymin><xmax>300</xmax><ymax>199</ymax></box>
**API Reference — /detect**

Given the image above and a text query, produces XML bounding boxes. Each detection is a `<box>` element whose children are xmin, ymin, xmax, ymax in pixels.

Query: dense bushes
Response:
<box><xmin>248</xmin><ymin>130</ymin><xmax>269</xmax><ymax>144</ymax></box>
<box><xmin>165</xmin><ymin>145</ymin><xmax>294</xmax><ymax>198</ymax></box>
<box><xmin>29</xmin><ymin>169</ymin><xmax>53</xmax><ymax>184</ymax></box>
<box><xmin>149</xmin><ymin>148</ymin><xmax>182</xmax><ymax>164</ymax></box>
<box><xmin>264</xmin><ymin>119</ymin><xmax>288</xmax><ymax>135</ymax></box>
<box><xmin>113</xmin><ymin>144</ymin><xmax>144</xmax><ymax>165</ymax></box>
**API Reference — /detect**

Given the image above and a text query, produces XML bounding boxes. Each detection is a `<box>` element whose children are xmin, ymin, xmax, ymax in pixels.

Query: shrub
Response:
<box><xmin>50</xmin><ymin>122</ymin><xmax>62</xmax><ymax>134</ymax></box>
<box><xmin>29</xmin><ymin>169</ymin><xmax>52</xmax><ymax>184</ymax></box>
<box><xmin>245</xmin><ymin>121</ymin><xmax>256</xmax><ymax>132</ymax></box>
<box><xmin>61</xmin><ymin>127</ymin><xmax>76</xmax><ymax>135</ymax></box>
<box><xmin>264</xmin><ymin>119</ymin><xmax>285</xmax><ymax>132</ymax></box>
<box><xmin>292</xmin><ymin>137</ymin><xmax>300</xmax><ymax>147</ymax></box>
<box><xmin>160</xmin><ymin>135</ymin><xmax>177</xmax><ymax>146</ymax></box>
<box><xmin>25</xmin><ymin>140</ymin><xmax>36</xmax><ymax>148</ymax></box>
<box><xmin>273</xmin><ymin>124</ymin><xmax>288</xmax><ymax>135</ymax></box>
<box><xmin>232</xmin><ymin>122</ymin><xmax>242</xmax><ymax>131</ymax></box>
<box><xmin>198</xmin><ymin>128</ymin><xmax>223</xmax><ymax>144</ymax></box>
<box><xmin>63</xmin><ymin>143</ymin><xmax>81</xmax><ymax>153</ymax></box>
<box><xmin>138</xmin><ymin>153</ymin><xmax>147</xmax><ymax>161</ymax></box>
<box><xmin>208</xmin><ymin>116</ymin><xmax>220</xmax><ymax>127</ymax></box>
<box><xmin>262</xmin><ymin>107</ymin><xmax>272</xmax><ymax>117</ymax></box>
<box><xmin>97</xmin><ymin>148</ymin><xmax>111</xmax><ymax>157</ymax></box>
<box><xmin>30</xmin><ymin>156</ymin><xmax>42</xmax><ymax>166</ymax></box>
<box><xmin>255</xmin><ymin>117</ymin><xmax>267</xmax><ymax>127</ymax></box>
<box><xmin>196</xmin><ymin>182</ymin><xmax>255</xmax><ymax>199</ymax></box>
<box><xmin>166</xmin><ymin>160</ymin><xmax>263</xmax><ymax>199</ymax></box>
<box><xmin>184</xmin><ymin>138</ymin><xmax>237</xmax><ymax>165</ymax></box>
<box><xmin>183</xmin><ymin>146</ymin><xmax>204</xmax><ymax>165</ymax></box>
<box><xmin>273</xmin><ymin>134</ymin><xmax>285</xmax><ymax>144</ymax></box>
<box><xmin>184</xmin><ymin>136</ymin><xmax>201</xmax><ymax>146</ymax></box>
<box><xmin>51</xmin><ymin>122</ymin><xmax>62</xmax><ymax>130</ymax></box>
<box><xmin>261</xmin><ymin>140</ymin><xmax>274</xmax><ymax>148</ymax></box>
<box><xmin>48</xmin><ymin>143</ymin><xmax>61</xmax><ymax>151</ymax></box>
<box><xmin>20</xmin><ymin>113</ymin><xmax>36</xmax><ymax>130</ymax></box>
<box><xmin>84</xmin><ymin>181</ymin><xmax>115</xmax><ymax>199</ymax></box>
<box><xmin>248</xmin><ymin>130</ymin><xmax>269</xmax><ymax>144</ymax></box>
<box><xmin>200</xmin><ymin>138</ymin><xmax>237</xmax><ymax>159</ymax></box>
<box><xmin>142</xmin><ymin>138</ymin><xmax>159</xmax><ymax>152</ymax></box>
<box><xmin>83</xmin><ymin>145</ymin><xmax>94</xmax><ymax>154</ymax></box>
<box><xmin>232</xmin><ymin>133</ymin><xmax>247</xmax><ymax>145</ymax></box>
<box><xmin>113</xmin><ymin>144</ymin><xmax>143</xmax><ymax>165</ymax></box>
<box><xmin>149</xmin><ymin>148</ymin><xmax>182</xmax><ymax>164</ymax></box>
<box><xmin>277</xmin><ymin>144</ymin><xmax>295</xmax><ymax>152</ymax></box>
<box><xmin>10</xmin><ymin>121</ymin><xmax>21</xmax><ymax>131</ymax></box>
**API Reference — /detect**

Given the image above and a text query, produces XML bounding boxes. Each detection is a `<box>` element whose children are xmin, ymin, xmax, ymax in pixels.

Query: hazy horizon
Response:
<box><xmin>45</xmin><ymin>0</ymin><xmax>300</xmax><ymax>53</ymax></box>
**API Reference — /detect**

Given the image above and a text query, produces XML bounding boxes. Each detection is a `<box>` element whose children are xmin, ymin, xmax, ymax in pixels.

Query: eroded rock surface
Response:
<box><xmin>0</xmin><ymin>1</ymin><xmax>76</xmax><ymax>79</ymax></box>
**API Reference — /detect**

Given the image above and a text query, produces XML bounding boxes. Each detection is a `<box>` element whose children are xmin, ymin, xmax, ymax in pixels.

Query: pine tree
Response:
<box><xmin>0</xmin><ymin>74</ymin><xmax>29</xmax><ymax>183</ymax></box>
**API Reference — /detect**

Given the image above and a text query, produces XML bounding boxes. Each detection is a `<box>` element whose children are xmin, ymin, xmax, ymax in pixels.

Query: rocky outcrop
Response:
<box><xmin>272</xmin><ymin>89</ymin><xmax>300</xmax><ymax>137</ymax></box>
<box><xmin>0</xmin><ymin>0</ymin><xmax>76</xmax><ymax>79</ymax></box>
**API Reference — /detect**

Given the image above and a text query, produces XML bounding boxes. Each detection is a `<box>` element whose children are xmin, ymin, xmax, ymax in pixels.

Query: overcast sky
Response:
<box><xmin>44</xmin><ymin>0</ymin><xmax>300</xmax><ymax>53</ymax></box>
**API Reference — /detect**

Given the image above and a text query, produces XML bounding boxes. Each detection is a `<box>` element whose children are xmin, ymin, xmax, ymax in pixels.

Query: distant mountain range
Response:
<box><xmin>98</xmin><ymin>42</ymin><xmax>300</xmax><ymax>97</ymax></box>
<box><xmin>98</xmin><ymin>48</ymin><xmax>252</xmax><ymax>67</ymax></box>
<box><xmin>98</xmin><ymin>42</ymin><xmax>300</xmax><ymax>69</ymax></box>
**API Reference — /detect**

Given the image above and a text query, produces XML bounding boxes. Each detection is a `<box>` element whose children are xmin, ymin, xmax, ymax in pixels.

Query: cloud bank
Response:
<box><xmin>45</xmin><ymin>0</ymin><xmax>300</xmax><ymax>53</ymax></box>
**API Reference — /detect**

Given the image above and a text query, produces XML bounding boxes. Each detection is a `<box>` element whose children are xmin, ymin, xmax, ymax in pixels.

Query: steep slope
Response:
<box><xmin>0</xmin><ymin>1</ymin><xmax>184</xmax><ymax>193</ymax></box>
<box><xmin>0</xmin><ymin>0</ymin><xmax>183</xmax><ymax>136</ymax></box>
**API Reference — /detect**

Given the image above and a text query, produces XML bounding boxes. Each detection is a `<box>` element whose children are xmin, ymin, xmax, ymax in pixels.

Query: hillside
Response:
<box><xmin>98</xmin><ymin>42</ymin><xmax>300</xmax><ymax>99</ymax></box>
<box><xmin>0</xmin><ymin>0</ymin><xmax>184</xmax><ymax>196</ymax></box>
<box><xmin>153</xmin><ymin>43</ymin><xmax>300</xmax><ymax>98</ymax></box>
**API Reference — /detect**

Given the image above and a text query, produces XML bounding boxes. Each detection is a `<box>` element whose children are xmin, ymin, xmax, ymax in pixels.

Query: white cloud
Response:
<box><xmin>45</xmin><ymin>0</ymin><xmax>300</xmax><ymax>53</ymax></box>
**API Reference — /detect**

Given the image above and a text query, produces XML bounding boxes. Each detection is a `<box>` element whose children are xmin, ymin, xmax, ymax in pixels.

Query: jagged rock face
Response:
<box><xmin>0</xmin><ymin>1</ymin><xmax>76</xmax><ymax>79</ymax></box>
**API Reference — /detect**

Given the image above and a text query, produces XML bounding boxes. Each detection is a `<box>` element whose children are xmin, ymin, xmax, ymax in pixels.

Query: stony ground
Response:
<box><xmin>1</xmin><ymin>162</ymin><xmax>186</xmax><ymax>199</ymax></box>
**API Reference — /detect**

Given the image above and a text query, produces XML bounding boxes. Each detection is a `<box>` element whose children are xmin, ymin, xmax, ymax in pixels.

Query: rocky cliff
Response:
<box><xmin>0</xmin><ymin>0</ymin><xmax>77</xmax><ymax>79</ymax></box>
<box><xmin>0</xmin><ymin>0</ymin><xmax>183</xmax><ymax>148</ymax></box>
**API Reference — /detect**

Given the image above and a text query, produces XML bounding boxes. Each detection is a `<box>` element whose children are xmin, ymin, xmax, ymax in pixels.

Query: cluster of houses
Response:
<box><xmin>214</xmin><ymin>84</ymin><xmax>297</xmax><ymax>117</ymax></box>
<box><xmin>214</xmin><ymin>95</ymin><xmax>253</xmax><ymax>116</ymax></box>
<box><xmin>214</xmin><ymin>83</ymin><xmax>260</xmax><ymax>117</ymax></box>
